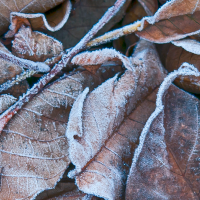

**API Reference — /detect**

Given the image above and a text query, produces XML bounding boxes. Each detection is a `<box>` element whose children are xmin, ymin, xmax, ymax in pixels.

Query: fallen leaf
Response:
<box><xmin>0</xmin><ymin>94</ymin><xmax>16</xmax><ymax>114</ymax></box>
<box><xmin>0</xmin><ymin>0</ymin><xmax>65</xmax><ymax>36</ymax></box>
<box><xmin>165</xmin><ymin>43</ymin><xmax>200</xmax><ymax>93</ymax></box>
<box><xmin>66</xmin><ymin>40</ymin><xmax>166</xmax><ymax>199</ymax></box>
<box><xmin>12</xmin><ymin>25</ymin><xmax>63</xmax><ymax>62</ymax></box>
<box><xmin>0</xmin><ymin>42</ymin><xmax>29</xmax><ymax>98</ymax></box>
<box><xmin>45</xmin><ymin>0</ymin><xmax>131</xmax><ymax>49</ymax></box>
<box><xmin>136</xmin><ymin>0</ymin><xmax>200</xmax><ymax>43</ymax></box>
<box><xmin>138</xmin><ymin>0</ymin><xmax>158</xmax><ymax>16</ymax></box>
<box><xmin>5</xmin><ymin>0</ymin><xmax>72</xmax><ymax>38</ymax></box>
<box><xmin>126</xmin><ymin>64</ymin><xmax>200</xmax><ymax>199</ymax></box>
<box><xmin>0</xmin><ymin>64</ymin><xmax>122</xmax><ymax>200</ymax></box>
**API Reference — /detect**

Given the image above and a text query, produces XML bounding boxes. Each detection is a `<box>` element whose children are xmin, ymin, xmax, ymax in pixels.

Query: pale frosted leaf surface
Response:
<box><xmin>5</xmin><ymin>0</ymin><xmax>72</xmax><ymax>38</ymax></box>
<box><xmin>12</xmin><ymin>25</ymin><xmax>63</xmax><ymax>62</ymax></box>
<box><xmin>0</xmin><ymin>94</ymin><xmax>17</xmax><ymax>114</ymax></box>
<box><xmin>0</xmin><ymin>65</ymin><xmax>122</xmax><ymax>200</ymax></box>
<box><xmin>0</xmin><ymin>42</ymin><xmax>29</xmax><ymax>98</ymax></box>
<box><xmin>165</xmin><ymin>43</ymin><xmax>200</xmax><ymax>93</ymax></box>
<box><xmin>0</xmin><ymin>0</ymin><xmax>65</xmax><ymax>35</ymax></box>
<box><xmin>66</xmin><ymin>40</ymin><xmax>166</xmax><ymax>200</ymax></box>
<box><xmin>126</xmin><ymin>65</ymin><xmax>200</xmax><ymax>199</ymax></box>
<box><xmin>71</xmin><ymin>48</ymin><xmax>133</xmax><ymax>71</ymax></box>
<box><xmin>172</xmin><ymin>39</ymin><xmax>200</xmax><ymax>55</ymax></box>
<box><xmin>46</xmin><ymin>0</ymin><xmax>131</xmax><ymax>49</ymax></box>
<box><xmin>136</xmin><ymin>0</ymin><xmax>200</xmax><ymax>43</ymax></box>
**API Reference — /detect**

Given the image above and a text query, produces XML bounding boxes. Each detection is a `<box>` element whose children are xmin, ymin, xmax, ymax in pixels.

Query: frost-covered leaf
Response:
<box><xmin>0</xmin><ymin>65</ymin><xmax>122</xmax><ymax>200</ymax></box>
<box><xmin>136</xmin><ymin>0</ymin><xmax>200</xmax><ymax>43</ymax></box>
<box><xmin>165</xmin><ymin>43</ymin><xmax>200</xmax><ymax>93</ymax></box>
<box><xmin>126</xmin><ymin>64</ymin><xmax>200</xmax><ymax>199</ymax></box>
<box><xmin>0</xmin><ymin>94</ymin><xmax>16</xmax><ymax>114</ymax></box>
<box><xmin>0</xmin><ymin>42</ymin><xmax>29</xmax><ymax>98</ymax></box>
<box><xmin>46</xmin><ymin>0</ymin><xmax>131</xmax><ymax>49</ymax></box>
<box><xmin>12</xmin><ymin>25</ymin><xmax>63</xmax><ymax>62</ymax></box>
<box><xmin>66</xmin><ymin>40</ymin><xmax>166</xmax><ymax>200</ymax></box>
<box><xmin>172</xmin><ymin>39</ymin><xmax>200</xmax><ymax>55</ymax></box>
<box><xmin>5</xmin><ymin>0</ymin><xmax>72</xmax><ymax>38</ymax></box>
<box><xmin>0</xmin><ymin>0</ymin><xmax>66</xmax><ymax>36</ymax></box>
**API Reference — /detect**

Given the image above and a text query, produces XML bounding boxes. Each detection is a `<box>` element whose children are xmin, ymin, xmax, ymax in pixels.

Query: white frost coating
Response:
<box><xmin>130</xmin><ymin>62</ymin><xmax>200</xmax><ymax>175</ymax></box>
<box><xmin>172</xmin><ymin>39</ymin><xmax>200</xmax><ymax>55</ymax></box>
<box><xmin>0</xmin><ymin>50</ymin><xmax>50</xmax><ymax>72</ymax></box>
<box><xmin>8</xmin><ymin>0</ymin><xmax>72</xmax><ymax>32</ymax></box>
<box><xmin>66</xmin><ymin>87</ymin><xmax>89</xmax><ymax>175</ymax></box>
<box><xmin>71</xmin><ymin>48</ymin><xmax>134</xmax><ymax>71</ymax></box>
<box><xmin>0</xmin><ymin>94</ymin><xmax>17</xmax><ymax>114</ymax></box>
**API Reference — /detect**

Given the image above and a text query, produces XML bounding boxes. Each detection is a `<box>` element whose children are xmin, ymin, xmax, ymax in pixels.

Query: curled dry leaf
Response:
<box><xmin>66</xmin><ymin>40</ymin><xmax>166</xmax><ymax>199</ymax></box>
<box><xmin>0</xmin><ymin>0</ymin><xmax>65</xmax><ymax>36</ymax></box>
<box><xmin>136</xmin><ymin>0</ymin><xmax>200</xmax><ymax>43</ymax></box>
<box><xmin>0</xmin><ymin>65</ymin><xmax>122</xmax><ymax>200</ymax></box>
<box><xmin>5</xmin><ymin>0</ymin><xmax>72</xmax><ymax>38</ymax></box>
<box><xmin>12</xmin><ymin>25</ymin><xmax>63</xmax><ymax>62</ymax></box>
<box><xmin>165</xmin><ymin>43</ymin><xmax>200</xmax><ymax>93</ymax></box>
<box><xmin>47</xmin><ymin>0</ymin><xmax>131</xmax><ymax>49</ymax></box>
<box><xmin>126</xmin><ymin>64</ymin><xmax>200</xmax><ymax>199</ymax></box>
<box><xmin>0</xmin><ymin>42</ymin><xmax>29</xmax><ymax>98</ymax></box>
<box><xmin>0</xmin><ymin>94</ymin><xmax>17</xmax><ymax>114</ymax></box>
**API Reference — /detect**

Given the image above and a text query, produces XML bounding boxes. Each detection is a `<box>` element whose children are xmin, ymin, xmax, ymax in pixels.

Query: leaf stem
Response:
<box><xmin>0</xmin><ymin>0</ymin><xmax>126</xmax><ymax>132</ymax></box>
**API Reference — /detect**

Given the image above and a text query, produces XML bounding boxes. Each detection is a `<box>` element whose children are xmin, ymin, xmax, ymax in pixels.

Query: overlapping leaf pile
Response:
<box><xmin>0</xmin><ymin>0</ymin><xmax>200</xmax><ymax>199</ymax></box>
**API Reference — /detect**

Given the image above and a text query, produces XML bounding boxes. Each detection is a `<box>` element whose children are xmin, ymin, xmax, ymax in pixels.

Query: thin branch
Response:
<box><xmin>0</xmin><ymin>50</ymin><xmax>50</xmax><ymax>72</ymax></box>
<box><xmin>86</xmin><ymin>21</ymin><xmax>142</xmax><ymax>48</ymax></box>
<box><xmin>0</xmin><ymin>0</ymin><xmax>126</xmax><ymax>132</ymax></box>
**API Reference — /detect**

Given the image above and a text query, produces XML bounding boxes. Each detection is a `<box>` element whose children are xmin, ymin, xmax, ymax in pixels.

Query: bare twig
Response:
<box><xmin>0</xmin><ymin>0</ymin><xmax>126</xmax><ymax>132</ymax></box>
<box><xmin>0</xmin><ymin>50</ymin><xmax>50</xmax><ymax>72</ymax></box>
<box><xmin>87</xmin><ymin>21</ymin><xmax>142</xmax><ymax>48</ymax></box>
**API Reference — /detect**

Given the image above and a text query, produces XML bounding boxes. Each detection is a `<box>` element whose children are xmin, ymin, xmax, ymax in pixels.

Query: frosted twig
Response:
<box><xmin>0</xmin><ymin>70</ymin><xmax>36</xmax><ymax>93</ymax></box>
<box><xmin>87</xmin><ymin>21</ymin><xmax>142</xmax><ymax>48</ymax></box>
<box><xmin>0</xmin><ymin>50</ymin><xmax>50</xmax><ymax>72</ymax></box>
<box><xmin>0</xmin><ymin>0</ymin><xmax>126</xmax><ymax>132</ymax></box>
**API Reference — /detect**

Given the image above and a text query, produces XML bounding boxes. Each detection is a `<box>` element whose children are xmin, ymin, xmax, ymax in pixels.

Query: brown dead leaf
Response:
<box><xmin>138</xmin><ymin>0</ymin><xmax>158</xmax><ymax>16</ymax></box>
<box><xmin>5</xmin><ymin>0</ymin><xmax>72</xmax><ymax>38</ymax></box>
<box><xmin>126</xmin><ymin>66</ymin><xmax>200</xmax><ymax>199</ymax></box>
<box><xmin>45</xmin><ymin>0</ymin><xmax>131</xmax><ymax>49</ymax></box>
<box><xmin>66</xmin><ymin>40</ymin><xmax>166</xmax><ymax>199</ymax></box>
<box><xmin>0</xmin><ymin>64</ymin><xmax>122</xmax><ymax>200</ymax></box>
<box><xmin>12</xmin><ymin>25</ymin><xmax>63</xmax><ymax>62</ymax></box>
<box><xmin>136</xmin><ymin>0</ymin><xmax>200</xmax><ymax>43</ymax></box>
<box><xmin>165</xmin><ymin>43</ymin><xmax>200</xmax><ymax>93</ymax></box>
<box><xmin>0</xmin><ymin>42</ymin><xmax>29</xmax><ymax>97</ymax></box>
<box><xmin>0</xmin><ymin>94</ymin><xmax>16</xmax><ymax>114</ymax></box>
<box><xmin>0</xmin><ymin>0</ymin><xmax>65</xmax><ymax>36</ymax></box>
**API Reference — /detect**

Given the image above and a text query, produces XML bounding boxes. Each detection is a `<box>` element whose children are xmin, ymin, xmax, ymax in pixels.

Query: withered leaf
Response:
<box><xmin>0</xmin><ymin>42</ymin><xmax>29</xmax><ymax>98</ymax></box>
<box><xmin>66</xmin><ymin>40</ymin><xmax>165</xmax><ymax>199</ymax></box>
<box><xmin>0</xmin><ymin>94</ymin><xmax>16</xmax><ymax>114</ymax></box>
<box><xmin>46</xmin><ymin>0</ymin><xmax>131</xmax><ymax>49</ymax></box>
<box><xmin>0</xmin><ymin>65</ymin><xmax>122</xmax><ymax>200</ymax></box>
<box><xmin>0</xmin><ymin>0</ymin><xmax>65</xmax><ymax>36</ymax></box>
<box><xmin>126</xmin><ymin>65</ymin><xmax>200</xmax><ymax>199</ymax></box>
<box><xmin>136</xmin><ymin>0</ymin><xmax>200</xmax><ymax>43</ymax></box>
<box><xmin>138</xmin><ymin>0</ymin><xmax>158</xmax><ymax>16</ymax></box>
<box><xmin>165</xmin><ymin>43</ymin><xmax>200</xmax><ymax>93</ymax></box>
<box><xmin>5</xmin><ymin>0</ymin><xmax>72</xmax><ymax>38</ymax></box>
<box><xmin>12</xmin><ymin>25</ymin><xmax>63</xmax><ymax>62</ymax></box>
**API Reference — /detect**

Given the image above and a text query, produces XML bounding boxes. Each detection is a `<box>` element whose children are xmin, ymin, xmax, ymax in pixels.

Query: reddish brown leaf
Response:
<box><xmin>136</xmin><ymin>0</ymin><xmax>200</xmax><ymax>43</ymax></box>
<box><xmin>165</xmin><ymin>43</ymin><xmax>200</xmax><ymax>93</ymax></box>
<box><xmin>0</xmin><ymin>42</ymin><xmax>29</xmax><ymax>98</ymax></box>
<box><xmin>0</xmin><ymin>65</ymin><xmax>122</xmax><ymax>200</ymax></box>
<box><xmin>12</xmin><ymin>25</ymin><xmax>63</xmax><ymax>62</ymax></box>
<box><xmin>138</xmin><ymin>0</ymin><xmax>158</xmax><ymax>16</ymax></box>
<box><xmin>126</xmin><ymin>65</ymin><xmax>200</xmax><ymax>199</ymax></box>
<box><xmin>0</xmin><ymin>0</ymin><xmax>65</xmax><ymax>36</ymax></box>
<box><xmin>66</xmin><ymin>40</ymin><xmax>166</xmax><ymax>199</ymax></box>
